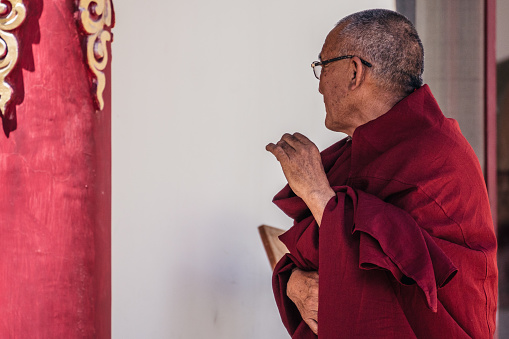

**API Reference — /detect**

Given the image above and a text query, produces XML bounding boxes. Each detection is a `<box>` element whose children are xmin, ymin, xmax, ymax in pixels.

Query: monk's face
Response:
<box><xmin>318</xmin><ymin>25</ymin><xmax>358</xmax><ymax>134</ymax></box>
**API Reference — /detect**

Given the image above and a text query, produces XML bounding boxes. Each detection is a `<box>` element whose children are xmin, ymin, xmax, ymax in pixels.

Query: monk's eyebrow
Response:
<box><xmin>318</xmin><ymin>53</ymin><xmax>322</xmax><ymax>61</ymax></box>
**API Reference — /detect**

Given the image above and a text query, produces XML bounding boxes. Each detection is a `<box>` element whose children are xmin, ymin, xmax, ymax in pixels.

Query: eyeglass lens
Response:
<box><xmin>313</xmin><ymin>64</ymin><xmax>322</xmax><ymax>79</ymax></box>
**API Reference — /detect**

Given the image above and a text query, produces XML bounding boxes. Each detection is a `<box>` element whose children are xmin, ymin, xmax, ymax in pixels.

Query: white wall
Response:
<box><xmin>111</xmin><ymin>1</ymin><xmax>394</xmax><ymax>338</ymax></box>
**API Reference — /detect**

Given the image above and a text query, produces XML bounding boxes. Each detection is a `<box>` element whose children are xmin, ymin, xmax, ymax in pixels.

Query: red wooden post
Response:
<box><xmin>0</xmin><ymin>0</ymin><xmax>113</xmax><ymax>337</ymax></box>
<box><xmin>485</xmin><ymin>1</ymin><xmax>497</xmax><ymax>338</ymax></box>
<box><xmin>485</xmin><ymin>0</ymin><xmax>497</xmax><ymax>228</ymax></box>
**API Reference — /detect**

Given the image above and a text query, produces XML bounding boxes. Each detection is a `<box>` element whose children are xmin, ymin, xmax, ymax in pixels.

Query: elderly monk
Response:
<box><xmin>266</xmin><ymin>9</ymin><xmax>497</xmax><ymax>339</ymax></box>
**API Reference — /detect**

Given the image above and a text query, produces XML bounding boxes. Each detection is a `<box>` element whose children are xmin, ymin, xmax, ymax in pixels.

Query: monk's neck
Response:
<box><xmin>345</xmin><ymin>92</ymin><xmax>405</xmax><ymax>136</ymax></box>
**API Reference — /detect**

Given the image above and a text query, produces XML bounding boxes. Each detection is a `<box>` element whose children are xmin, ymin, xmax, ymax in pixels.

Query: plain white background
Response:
<box><xmin>111</xmin><ymin>1</ymin><xmax>394</xmax><ymax>338</ymax></box>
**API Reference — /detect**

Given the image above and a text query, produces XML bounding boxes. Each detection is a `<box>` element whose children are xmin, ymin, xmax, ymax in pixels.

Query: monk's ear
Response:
<box><xmin>348</xmin><ymin>56</ymin><xmax>366</xmax><ymax>90</ymax></box>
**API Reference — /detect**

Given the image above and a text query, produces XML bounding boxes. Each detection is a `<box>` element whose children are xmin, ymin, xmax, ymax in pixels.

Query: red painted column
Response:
<box><xmin>485</xmin><ymin>0</ymin><xmax>497</xmax><ymax>229</ymax></box>
<box><xmin>484</xmin><ymin>3</ymin><xmax>497</xmax><ymax>339</ymax></box>
<box><xmin>0</xmin><ymin>0</ymin><xmax>112</xmax><ymax>337</ymax></box>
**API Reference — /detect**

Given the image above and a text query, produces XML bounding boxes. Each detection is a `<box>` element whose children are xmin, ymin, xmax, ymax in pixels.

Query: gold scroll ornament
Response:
<box><xmin>79</xmin><ymin>0</ymin><xmax>113</xmax><ymax>111</ymax></box>
<box><xmin>0</xmin><ymin>0</ymin><xmax>26</xmax><ymax>117</ymax></box>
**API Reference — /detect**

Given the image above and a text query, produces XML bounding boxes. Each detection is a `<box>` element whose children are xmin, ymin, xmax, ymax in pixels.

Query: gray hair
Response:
<box><xmin>335</xmin><ymin>9</ymin><xmax>424</xmax><ymax>95</ymax></box>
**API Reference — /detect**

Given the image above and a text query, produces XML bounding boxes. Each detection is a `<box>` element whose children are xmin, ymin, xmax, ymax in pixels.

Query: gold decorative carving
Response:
<box><xmin>78</xmin><ymin>0</ymin><xmax>113</xmax><ymax>111</ymax></box>
<box><xmin>0</xmin><ymin>0</ymin><xmax>26</xmax><ymax>117</ymax></box>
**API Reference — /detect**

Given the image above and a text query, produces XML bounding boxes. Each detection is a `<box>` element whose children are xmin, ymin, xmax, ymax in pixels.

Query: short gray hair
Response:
<box><xmin>335</xmin><ymin>9</ymin><xmax>424</xmax><ymax>95</ymax></box>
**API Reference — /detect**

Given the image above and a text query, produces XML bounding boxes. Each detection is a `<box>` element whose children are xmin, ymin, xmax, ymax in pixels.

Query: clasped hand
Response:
<box><xmin>287</xmin><ymin>268</ymin><xmax>319</xmax><ymax>335</ymax></box>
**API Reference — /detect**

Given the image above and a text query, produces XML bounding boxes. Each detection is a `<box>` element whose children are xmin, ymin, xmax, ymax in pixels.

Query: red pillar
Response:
<box><xmin>484</xmin><ymin>2</ymin><xmax>498</xmax><ymax>338</ymax></box>
<box><xmin>0</xmin><ymin>0</ymin><xmax>112</xmax><ymax>337</ymax></box>
<box><xmin>485</xmin><ymin>0</ymin><xmax>497</xmax><ymax>229</ymax></box>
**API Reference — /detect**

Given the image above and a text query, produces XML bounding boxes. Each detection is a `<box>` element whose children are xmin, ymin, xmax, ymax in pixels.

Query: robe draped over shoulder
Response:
<box><xmin>272</xmin><ymin>85</ymin><xmax>497</xmax><ymax>338</ymax></box>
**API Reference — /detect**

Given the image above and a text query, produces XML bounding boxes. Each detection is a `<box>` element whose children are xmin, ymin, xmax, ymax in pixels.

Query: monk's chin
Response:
<box><xmin>324</xmin><ymin>117</ymin><xmax>334</xmax><ymax>130</ymax></box>
<box><xmin>324</xmin><ymin>119</ymin><xmax>341</xmax><ymax>132</ymax></box>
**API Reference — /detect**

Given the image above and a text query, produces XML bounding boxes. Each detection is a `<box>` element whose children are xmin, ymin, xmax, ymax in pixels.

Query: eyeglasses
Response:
<box><xmin>311</xmin><ymin>55</ymin><xmax>372</xmax><ymax>80</ymax></box>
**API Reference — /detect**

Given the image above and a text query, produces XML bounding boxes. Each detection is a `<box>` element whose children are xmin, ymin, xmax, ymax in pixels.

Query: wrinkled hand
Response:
<box><xmin>287</xmin><ymin>268</ymin><xmax>319</xmax><ymax>335</ymax></box>
<box><xmin>266</xmin><ymin>133</ymin><xmax>329</xmax><ymax>199</ymax></box>
<box><xmin>266</xmin><ymin>133</ymin><xmax>335</xmax><ymax>225</ymax></box>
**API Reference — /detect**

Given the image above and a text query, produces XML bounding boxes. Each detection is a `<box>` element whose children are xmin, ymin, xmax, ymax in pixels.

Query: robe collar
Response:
<box><xmin>351</xmin><ymin>84</ymin><xmax>445</xmax><ymax>171</ymax></box>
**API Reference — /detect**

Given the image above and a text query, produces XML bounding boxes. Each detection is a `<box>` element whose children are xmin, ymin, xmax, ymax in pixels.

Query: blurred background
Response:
<box><xmin>111</xmin><ymin>0</ymin><xmax>509</xmax><ymax>338</ymax></box>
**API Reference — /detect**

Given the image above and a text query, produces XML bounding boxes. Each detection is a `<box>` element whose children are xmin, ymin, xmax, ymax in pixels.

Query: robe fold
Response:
<box><xmin>272</xmin><ymin>85</ymin><xmax>497</xmax><ymax>338</ymax></box>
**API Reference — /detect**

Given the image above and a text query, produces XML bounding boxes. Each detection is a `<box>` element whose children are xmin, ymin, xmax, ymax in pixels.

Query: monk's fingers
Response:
<box><xmin>306</xmin><ymin>318</ymin><xmax>318</xmax><ymax>335</ymax></box>
<box><xmin>276</xmin><ymin>139</ymin><xmax>296</xmax><ymax>155</ymax></box>
<box><xmin>293</xmin><ymin>132</ymin><xmax>313</xmax><ymax>145</ymax></box>
<box><xmin>304</xmin><ymin>296</ymin><xmax>319</xmax><ymax>314</ymax></box>
<box><xmin>265</xmin><ymin>143</ymin><xmax>277</xmax><ymax>153</ymax></box>
<box><xmin>265</xmin><ymin>143</ymin><xmax>290</xmax><ymax>162</ymax></box>
<box><xmin>282</xmin><ymin>133</ymin><xmax>319</xmax><ymax>158</ymax></box>
<box><xmin>281</xmin><ymin>133</ymin><xmax>304</xmax><ymax>147</ymax></box>
<box><xmin>301</xmin><ymin>308</ymin><xmax>318</xmax><ymax>335</ymax></box>
<box><xmin>281</xmin><ymin>133</ymin><xmax>317</xmax><ymax>151</ymax></box>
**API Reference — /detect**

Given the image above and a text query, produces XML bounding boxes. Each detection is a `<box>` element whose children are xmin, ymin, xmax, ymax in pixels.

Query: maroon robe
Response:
<box><xmin>272</xmin><ymin>85</ymin><xmax>497</xmax><ymax>338</ymax></box>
